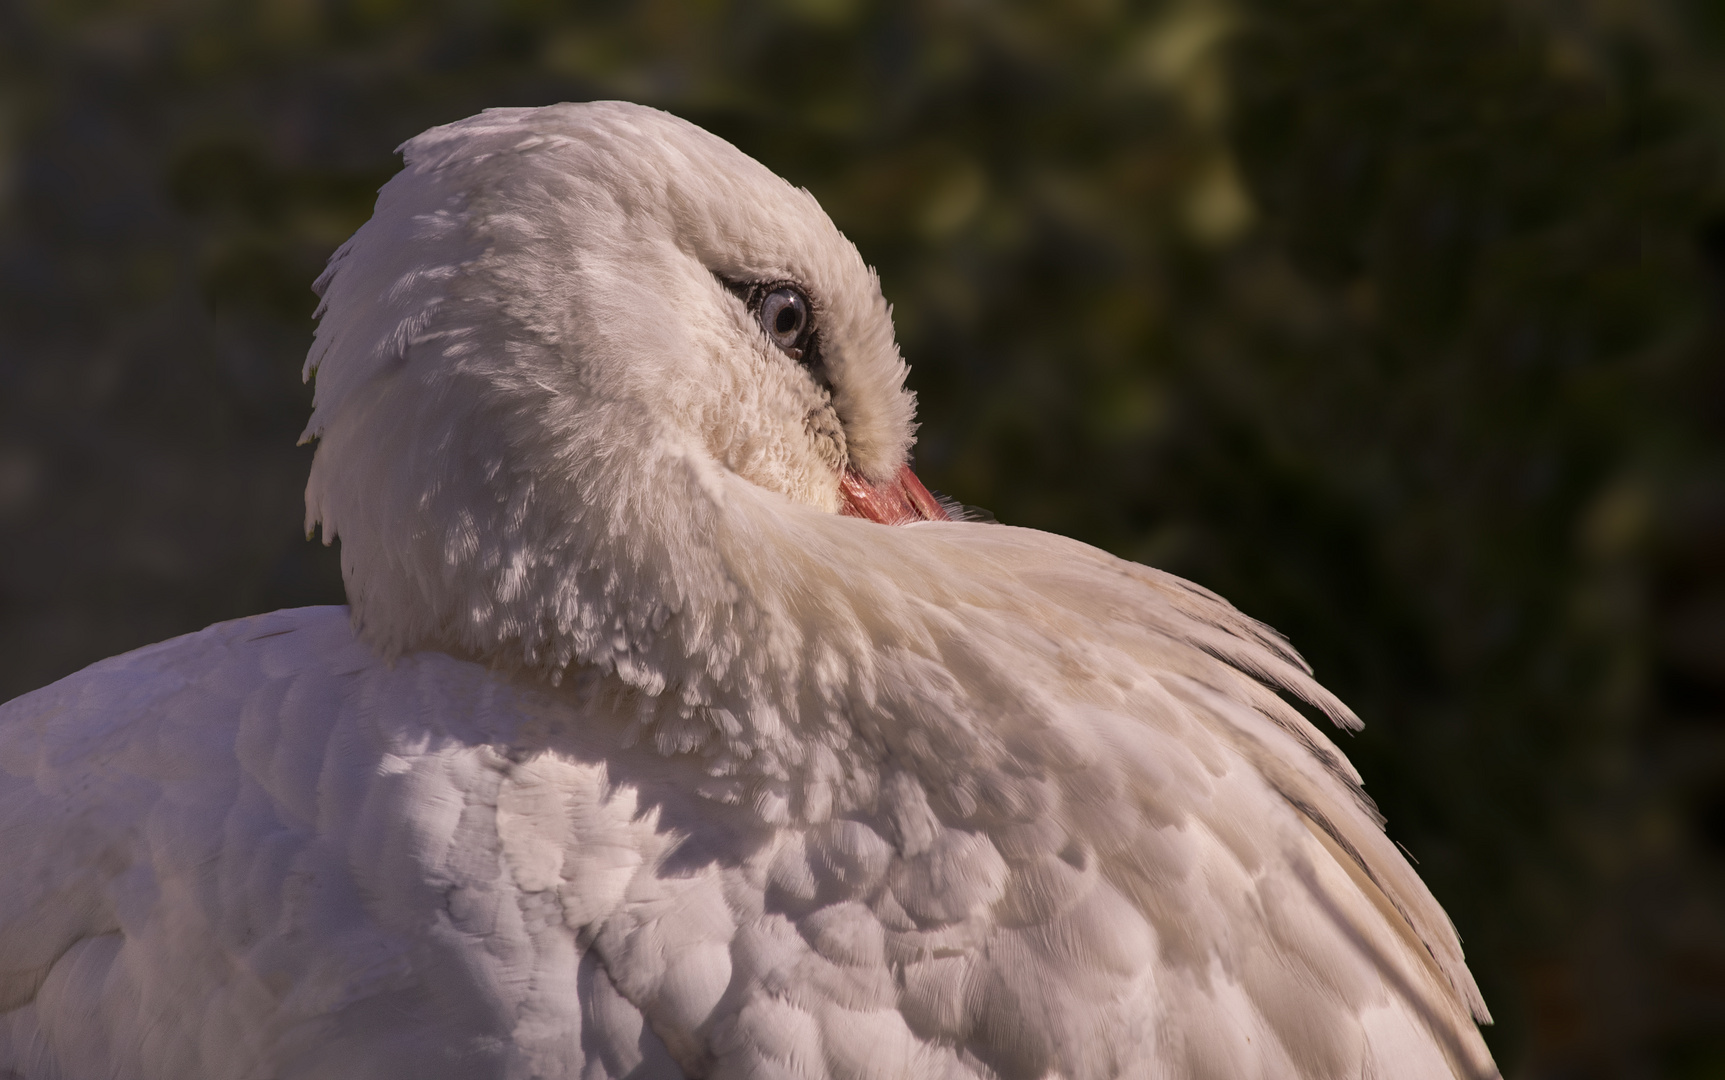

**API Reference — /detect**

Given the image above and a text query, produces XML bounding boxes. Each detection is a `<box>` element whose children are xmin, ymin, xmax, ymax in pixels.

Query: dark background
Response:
<box><xmin>2</xmin><ymin>0</ymin><xmax>1721</xmax><ymax>1075</ymax></box>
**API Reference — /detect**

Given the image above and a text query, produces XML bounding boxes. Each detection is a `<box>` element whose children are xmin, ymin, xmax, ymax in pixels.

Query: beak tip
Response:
<box><xmin>839</xmin><ymin>464</ymin><xmax>952</xmax><ymax>525</ymax></box>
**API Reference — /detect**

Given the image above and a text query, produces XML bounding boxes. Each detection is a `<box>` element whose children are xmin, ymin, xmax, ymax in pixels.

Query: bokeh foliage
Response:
<box><xmin>2</xmin><ymin>0</ymin><xmax>1722</xmax><ymax>1074</ymax></box>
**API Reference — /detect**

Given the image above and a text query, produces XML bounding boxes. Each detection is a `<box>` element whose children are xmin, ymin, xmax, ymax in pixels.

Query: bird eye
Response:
<box><xmin>757</xmin><ymin>286</ymin><xmax>812</xmax><ymax>360</ymax></box>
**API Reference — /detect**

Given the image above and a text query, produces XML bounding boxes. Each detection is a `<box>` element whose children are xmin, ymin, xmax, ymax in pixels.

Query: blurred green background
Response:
<box><xmin>2</xmin><ymin>0</ymin><xmax>1722</xmax><ymax>1074</ymax></box>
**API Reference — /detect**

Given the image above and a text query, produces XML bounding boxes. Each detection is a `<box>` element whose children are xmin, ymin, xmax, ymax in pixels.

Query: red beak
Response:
<box><xmin>839</xmin><ymin>464</ymin><xmax>952</xmax><ymax>525</ymax></box>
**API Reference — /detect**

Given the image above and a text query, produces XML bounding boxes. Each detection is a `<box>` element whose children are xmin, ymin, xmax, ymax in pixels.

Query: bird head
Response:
<box><xmin>302</xmin><ymin>102</ymin><xmax>945</xmax><ymax>679</ymax></box>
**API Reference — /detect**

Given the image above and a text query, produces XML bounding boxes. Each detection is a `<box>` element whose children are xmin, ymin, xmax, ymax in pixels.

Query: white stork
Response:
<box><xmin>0</xmin><ymin>102</ymin><xmax>1498</xmax><ymax>1080</ymax></box>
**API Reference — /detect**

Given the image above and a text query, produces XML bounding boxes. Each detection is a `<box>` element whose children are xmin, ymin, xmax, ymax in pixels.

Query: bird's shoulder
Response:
<box><xmin>0</xmin><ymin>606</ymin><xmax>695</xmax><ymax>1078</ymax></box>
<box><xmin>704</xmin><ymin>519</ymin><xmax>1502</xmax><ymax>1078</ymax></box>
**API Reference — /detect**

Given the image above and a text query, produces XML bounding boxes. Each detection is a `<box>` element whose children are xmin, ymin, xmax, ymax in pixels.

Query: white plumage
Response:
<box><xmin>0</xmin><ymin>102</ymin><xmax>1499</xmax><ymax>1079</ymax></box>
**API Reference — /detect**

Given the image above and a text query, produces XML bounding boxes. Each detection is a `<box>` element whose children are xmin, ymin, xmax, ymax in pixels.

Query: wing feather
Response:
<box><xmin>0</xmin><ymin>509</ymin><xmax>1498</xmax><ymax>1079</ymax></box>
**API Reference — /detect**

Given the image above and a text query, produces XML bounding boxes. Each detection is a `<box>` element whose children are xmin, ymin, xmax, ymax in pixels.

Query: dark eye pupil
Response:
<box><xmin>775</xmin><ymin>307</ymin><xmax>800</xmax><ymax>334</ymax></box>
